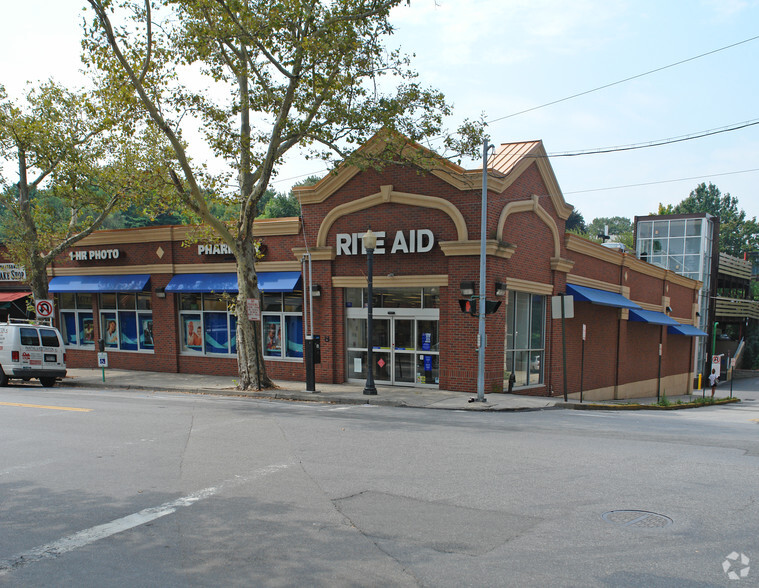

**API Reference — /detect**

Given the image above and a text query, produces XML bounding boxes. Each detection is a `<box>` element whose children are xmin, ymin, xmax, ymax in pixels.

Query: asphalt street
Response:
<box><xmin>1</xmin><ymin>381</ymin><xmax>758</xmax><ymax>587</ymax></box>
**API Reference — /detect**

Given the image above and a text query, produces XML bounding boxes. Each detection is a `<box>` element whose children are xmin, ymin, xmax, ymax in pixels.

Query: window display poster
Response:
<box><xmin>184</xmin><ymin>315</ymin><xmax>203</xmax><ymax>349</ymax></box>
<box><xmin>141</xmin><ymin>318</ymin><xmax>154</xmax><ymax>347</ymax></box>
<box><xmin>103</xmin><ymin>313</ymin><xmax>118</xmax><ymax>347</ymax></box>
<box><xmin>264</xmin><ymin>317</ymin><xmax>281</xmax><ymax>356</ymax></box>
<box><xmin>82</xmin><ymin>317</ymin><xmax>94</xmax><ymax>344</ymax></box>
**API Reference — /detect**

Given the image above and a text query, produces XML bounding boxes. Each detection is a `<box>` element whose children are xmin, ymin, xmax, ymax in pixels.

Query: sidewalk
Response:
<box><xmin>57</xmin><ymin>368</ymin><xmax>753</xmax><ymax>412</ymax></box>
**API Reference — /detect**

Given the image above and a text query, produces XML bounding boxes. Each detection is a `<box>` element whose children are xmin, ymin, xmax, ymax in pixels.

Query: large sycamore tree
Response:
<box><xmin>86</xmin><ymin>0</ymin><xmax>482</xmax><ymax>390</ymax></box>
<box><xmin>0</xmin><ymin>81</ymin><xmax>165</xmax><ymax>301</ymax></box>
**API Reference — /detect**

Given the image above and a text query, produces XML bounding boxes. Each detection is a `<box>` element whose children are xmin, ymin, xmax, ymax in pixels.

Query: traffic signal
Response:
<box><xmin>484</xmin><ymin>300</ymin><xmax>502</xmax><ymax>314</ymax></box>
<box><xmin>459</xmin><ymin>298</ymin><xmax>477</xmax><ymax>316</ymax></box>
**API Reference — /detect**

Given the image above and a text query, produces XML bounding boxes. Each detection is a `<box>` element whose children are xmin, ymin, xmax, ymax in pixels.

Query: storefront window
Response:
<box><xmin>262</xmin><ymin>293</ymin><xmax>303</xmax><ymax>360</ymax></box>
<box><xmin>344</xmin><ymin>287</ymin><xmax>437</xmax><ymax>309</ymax></box>
<box><xmin>99</xmin><ymin>293</ymin><xmax>153</xmax><ymax>352</ymax></box>
<box><xmin>505</xmin><ymin>291</ymin><xmax>545</xmax><ymax>387</ymax></box>
<box><xmin>58</xmin><ymin>293</ymin><xmax>94</xmax><ymax>347</ymax></box>
<box><xmin>179</xmin><ymin>294</ymin><xmax>233</xmax><ymax>354</ymax></box>
<box><xmin>178</xmin><ymin>292</ymin><xmax>302</xmax><ymax>360</ymax></box>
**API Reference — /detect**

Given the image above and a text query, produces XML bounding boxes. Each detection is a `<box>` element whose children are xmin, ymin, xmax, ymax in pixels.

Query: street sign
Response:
<box><xmin>97</xmin><ymin>352</ymin><xmax>108</xmax><ymax>368</ymax></box>
<box><xmin>551</xmin><ymin>295</ymin><xmax>574</xmax><ymax>319</ymax></box>
<box><xmin>246</xmin><ymin>298</ymin><xmax>260</xmax><ymax>321</ymax></box>
<box><xmin>711</xmin><ymin>354</ymin><xmax>722</xmax><ymax>378</ymax></box>
<box><xmin>35</xmin><ymin>299</ymin><xmax>54</xmax><ymax>318</ymax></box>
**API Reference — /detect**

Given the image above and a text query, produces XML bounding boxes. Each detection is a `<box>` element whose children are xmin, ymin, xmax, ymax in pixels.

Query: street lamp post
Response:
<box><xmin>362</xmin><ymin>229</ymin><xmax>378</xmax><ymax>395</ymax></box>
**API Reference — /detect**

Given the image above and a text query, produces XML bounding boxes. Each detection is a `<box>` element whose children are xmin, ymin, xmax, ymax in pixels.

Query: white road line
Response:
<box><xmin>0</xmin><ymin>463</ymin><xmax>291</xmax><ymax>575</ymax></box>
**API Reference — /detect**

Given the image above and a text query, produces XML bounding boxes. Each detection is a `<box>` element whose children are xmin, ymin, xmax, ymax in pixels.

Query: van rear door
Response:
<box><xmin>39</xmin><ymin>328</ymin><xmax>65</xmax><ymax>367</ymax></box>
<box><xmin>19</xmin><ymin>327</ymin><xmax>42</xmax><ymax>370</ymax></box>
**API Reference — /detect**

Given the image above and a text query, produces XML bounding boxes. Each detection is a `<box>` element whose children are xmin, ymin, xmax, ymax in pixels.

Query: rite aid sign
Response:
<box><xmin>336</xmin><ymin>229</ymin><xmax>434</xmax><ymax>255</ymax></box>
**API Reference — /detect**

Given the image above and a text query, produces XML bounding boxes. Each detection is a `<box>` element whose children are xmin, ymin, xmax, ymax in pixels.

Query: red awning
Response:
<box><xmin>0</xmin><ymin>292</ymin><xmax>31</xmax><ymax>302</ymax></box>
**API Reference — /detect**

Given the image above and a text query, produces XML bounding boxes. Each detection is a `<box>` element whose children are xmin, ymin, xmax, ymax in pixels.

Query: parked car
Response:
<box><xmin>0</xmin><ymin>321</ymin><xmax>67</xmax><ymax>387</ymax></box>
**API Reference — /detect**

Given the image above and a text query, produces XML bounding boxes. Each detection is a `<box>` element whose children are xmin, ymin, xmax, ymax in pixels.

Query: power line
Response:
<box><xmin>564</xmin><ymin>167</ymin><xmax>759</xmax><ymax>195</ymax></box>
<box><xmin>548</xmin><ymin>118</ymin><xmax>759</xmax><ymax>157</ymax></box>
<box><xmin>486</xmin><ymin>33</ymin><xmax>759</xmax><ymax>125</ymax></box>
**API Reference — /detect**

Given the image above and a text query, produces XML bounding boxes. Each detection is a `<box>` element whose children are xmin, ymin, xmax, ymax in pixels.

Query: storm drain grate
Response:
<box><xmin>602</xmin><ymin>510</ymin><xmax>672</xmax><ymax>528</ymax></box>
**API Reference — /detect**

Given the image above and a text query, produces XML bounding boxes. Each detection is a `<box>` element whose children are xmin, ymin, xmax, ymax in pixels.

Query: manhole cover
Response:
<box><xmin>602</xmin><ymin>510</ymin><xmax>672</xmax><ymax>528</ymax></box>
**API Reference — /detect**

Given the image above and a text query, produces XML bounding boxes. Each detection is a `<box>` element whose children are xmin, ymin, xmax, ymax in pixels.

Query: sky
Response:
<box><xmin>2</xmin><ymin>0</ymin><xmax>758</xmax><ymax>225</ymax></box>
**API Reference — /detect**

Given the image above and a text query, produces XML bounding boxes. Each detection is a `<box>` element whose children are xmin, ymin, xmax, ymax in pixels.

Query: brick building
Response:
<box><xmin>12</xmin><ymin>132</ymin><xmax>705</xmax><ymax>399</ymax></box>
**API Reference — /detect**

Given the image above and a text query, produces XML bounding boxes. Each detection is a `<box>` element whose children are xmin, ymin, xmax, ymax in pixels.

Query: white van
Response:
<box><xmin>0</xmin><ymin>320</ymin><xmax>67</xmax><ymax>387</ymax></box>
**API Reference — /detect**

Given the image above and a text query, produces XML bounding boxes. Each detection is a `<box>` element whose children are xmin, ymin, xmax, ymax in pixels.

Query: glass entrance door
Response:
<box><xmin>392</xmin><ymin>318</ymin><xmax>415</xmax><ymax>384</ymax></box>
<box><xmin>346</xmin><ymin>313</ymin><xmax>439</xmax><ymax>386</ymax></box>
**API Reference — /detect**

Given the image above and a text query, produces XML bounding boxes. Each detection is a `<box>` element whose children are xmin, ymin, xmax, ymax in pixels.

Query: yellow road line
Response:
<box><xmin>0</xmin><ymin>402</ymin><xmax>92</xmax><ymax>412</ymax></box>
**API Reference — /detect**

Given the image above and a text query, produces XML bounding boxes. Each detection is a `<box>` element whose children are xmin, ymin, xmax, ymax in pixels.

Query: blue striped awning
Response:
<box><xmin>668</xmin><ymin>323</ymin><xmax>708</xmax><ymax>337</ymax></box>
<box><xmin>48</xmin><ymin>274</ymin><xmax>150</xmax><ymax>293</ymax></box>
<box><xmin>566</xmin><ymin>284</ymin><xmax>641</xmax><ymax>309</ymax></box>
<box><xmin>165</xmin><ymin>272</ymin><xmax>301</xmax><ymax>293</ymax></box>
<box><xmin>628</xmin><ymin>309</ymin><xmax>680</xmax><ymax>326</ymax></box>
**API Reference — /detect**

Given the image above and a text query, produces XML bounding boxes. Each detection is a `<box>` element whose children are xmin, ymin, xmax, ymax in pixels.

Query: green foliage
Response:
<box><xmin>660</xmin><ymin>182</ymin><xmax>759</xmax><ymax>256</ymax></box>
<box><xmin>654</xmin><ymin>203</ymin><xmax>675</xmax><ymax>215</ymax></box>
<box><xmin>565</xmin><ymin>210</ymin><xmax>586</xmax><ymax>233</ymax></box>
<box><xmin>587</xmin><ymin>216</ymin><xmax>633</xmax><ymax>238</ymax></box>
<box><xmin>0</xmin><ymin>81</ymin><xmax>169</xmax><ymax>297</ymax></box>
<box><xmin>656</xmin><ymin>393</ymin><xmax>670</xmax><ymax>407</ymax></box>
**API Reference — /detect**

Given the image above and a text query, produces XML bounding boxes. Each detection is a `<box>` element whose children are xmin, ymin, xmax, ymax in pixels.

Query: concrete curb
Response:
<box><xmin>564</xmin><ymin>398</ymin><xmax>741</xmax><ymax>410</ymax></box>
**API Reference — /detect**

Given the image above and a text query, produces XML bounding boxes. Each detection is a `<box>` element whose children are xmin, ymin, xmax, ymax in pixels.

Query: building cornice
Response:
<box><xmin>332</xmin><ymin>275</ymin><xmax>449</xmax><ymax>288</ymax></box>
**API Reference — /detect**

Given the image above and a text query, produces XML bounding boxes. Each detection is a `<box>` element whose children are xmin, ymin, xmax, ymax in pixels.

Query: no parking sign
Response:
<box><xmin>35</xmin><ymin>299</ymin><xmax>54</xmax><ymax>319</ymax></box>
<box><xmin>711</xmin><ymin>354</ymin><xmax>722</xmax><ymax>378</ymax></box>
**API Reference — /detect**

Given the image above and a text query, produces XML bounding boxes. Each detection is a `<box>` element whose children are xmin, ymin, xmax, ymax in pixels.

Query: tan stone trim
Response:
<box><xmin>75</xmin><ymin>219</ymin><xmax>301</xmax><ymax>248</ymax></box>
<box><xmin>497</xmin><ymin>195</ymin><xmax>562</xmax><ymax>258</ymax></box>
<box><xmin>252</xmin><ymin>218</ymin><xmax>302</xmax><ymax>236</ymax></box>
<box><xmin>49</xmin><ymin>261</ymin><xmax>300</xmax><ymax>277</ymax></box>
<box><xmin>566</xmin><ymin>274</ymin><xmax>624</xmax><ymax>294</ymax></box>
<box><xmin>634</xmin><ymin>301</ymin><xmax>665</xmax><ymax>312</ymax></box>
<box><xmin>315</xmin><ymin>186</ymin><xmax>469</xmax><ymax>248</ymax></box>
<box><xmin>256</xmin><ymin>261</ymin><xmax>302</xmax><ymax>271</ymax></box>
<box><xmin>76</xmin><ymin>226</ymin><xmax>177</xmax><ymax>246</ymax></box>
<box><xmin>294</xmin><ymin>167</ymin><xmax>361</xmax><ymax>205</ymax></box>
<box><xmin>673</xmin><ymin>316</ymin><xmax>695</xmax><ymax>326</ymax></box>
<box><xmin>170</xmin><ymin>263</ymin><xmax>237</xmax><ymax>274</ymax></box>
<box><xmin>620</xmin><ymin>254</ymin><xmax>665</xmax><ymax>278</ymax></box>
<box><xmin>620</xmin><ymin>255</ymin><xmax>702</xmax><ymax>290</ymax></box>
<box><xmin>438</xmin><ymin>240</ymin><xmax>515</xmax><ymax>258</ymax></box>
<box><xmin>665</xmin><ymin>270</ymin><xmax>702</xmax><ymax>290</ymax></box>
<box><xmin>292</xmin><ymin>132</ymin><xmax>573</xmax><ymax>221</ymax></box>
<box><xmin>332</xmin><ymin>275</ymin><xmax>449</xmax><ymax>288</ymax></box>
<box><xmin>48</xmin><ymin>264</ymin><xmax>174</xmax><ymax>276</ymax></box>
<box><xmin>550</xmin><ymin>257</ymin><xmax>575</xmax><ymax>273</ymax></box>
<box><xmin>503</xmin><ymin>278</ymin><xmax>553</xmax><ymax>296</ymax></box>
<box><xmin>291</xmin><ymin>247</ymin><xmax>336</xmax><ymax>261</ymax></box>
<box><xmin>565</xmin><ymin>233</ymin><xmax>624</xmax><ymax>265</ymax></box>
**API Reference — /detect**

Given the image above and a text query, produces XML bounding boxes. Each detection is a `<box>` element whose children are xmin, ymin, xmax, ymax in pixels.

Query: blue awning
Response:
<box><xmin>566</xmin><ymin>284</ymin><xmax>641</xmax><ymax>309</ymax></box>
<box><xmin>165</xmin><ymin>271</ymin><xmax>301</xmax><ymax>293</ymax></box>
<box><xmin>48</xmin><ymin>274</ymin><xmax>150</xmax><ymax>293</ymax></box>
<box><xmin>668</xmin><ymin>323</ymin><xmax>708</xmax><ymax>337</ymax></box>
<box><xmin>165</xmin><ymin>273</ymin><xmax>238</xmax><ymax>293</ymax></box>
<box><xmin>628</xmin><ymin>309</ymin><xmax>680</xmax><ymax>326</ymax></box>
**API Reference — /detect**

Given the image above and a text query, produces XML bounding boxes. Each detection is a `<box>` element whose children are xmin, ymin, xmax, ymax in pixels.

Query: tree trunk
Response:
<box><xmin>27</xmin><ymin>253</ymin><xmax>50</xmax><ymax>302</ymax></box>
<box><xmin>235</xmin><ymin>238</ymin><xmax>273</xmax><ymax>390</ymax></box>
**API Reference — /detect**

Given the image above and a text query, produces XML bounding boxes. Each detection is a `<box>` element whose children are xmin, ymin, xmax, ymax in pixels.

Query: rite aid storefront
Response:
<box><xmin>45</xmin><ymin>133</ymin><xmax>704</xmax><ymax>399</ymax></box>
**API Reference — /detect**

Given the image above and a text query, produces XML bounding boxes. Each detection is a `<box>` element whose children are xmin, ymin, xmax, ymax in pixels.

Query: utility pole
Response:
<box><xmin>476</xmin><ymin>138</ymin><xmax>495</xmax><ymax>402</ymax></box>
